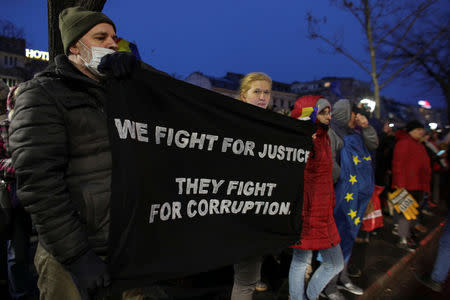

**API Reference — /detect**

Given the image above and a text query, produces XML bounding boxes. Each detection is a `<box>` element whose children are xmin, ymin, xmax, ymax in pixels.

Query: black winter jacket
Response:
<box><xmin>9</xmin><ymin>55</ymin><xmax>111</xmax><ymax>264</ymax></box>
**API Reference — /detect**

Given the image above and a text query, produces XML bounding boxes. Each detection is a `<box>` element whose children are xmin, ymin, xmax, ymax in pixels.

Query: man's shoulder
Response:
<box><xmin>328</xmin><ymin>128</ymin><xmax>343</xmax><ymax>143</ymax></box>
<box><xmin>393</xmin><ymin>136</ymin><xmax>414</xmax><ymax>152</ymax></box>
<box><xmin>14</xmin><ymin>75</ymin><xmax>69</xmax><ymax>111</ymax></box>
<box><xmin>328</xmin><ymin>128</ymin><xmax>336</xmax><ymax>138</ymax></box>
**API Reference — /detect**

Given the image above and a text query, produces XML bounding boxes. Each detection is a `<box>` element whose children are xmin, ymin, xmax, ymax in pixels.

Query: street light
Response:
<box><xmin>418</xmin><ymin>100</ymin><xmax>431</xmax><ymax>109</ymax></box>
<box><xmin>360</xmin><ymin>99</ymin><xmax>376</xmax><ymax>113</ymax></box>
<box><xmin>389</xmin><ymin>123</ymin><xmax>395</xmax><ymax>128</ymax></box>
<box><xmin>428</xmin><ymin>123</ymin><xmax>438</xmax><ymax>130</ymax></box>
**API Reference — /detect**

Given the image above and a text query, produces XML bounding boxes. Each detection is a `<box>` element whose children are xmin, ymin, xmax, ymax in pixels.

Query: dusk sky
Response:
<box><xmin>2</xmin><ymin>0</ymin><xmax>448</xmax><ymax>108</ymax></box>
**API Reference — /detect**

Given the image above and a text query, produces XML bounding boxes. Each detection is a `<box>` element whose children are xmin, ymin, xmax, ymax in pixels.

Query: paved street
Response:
<box><xmin>142</xmin><ymin>201</ymin><xmax>449</xmax><ymax>300</ymax></box>
<box><xmin>1</xmin><ymin>203</ymin><xmax>448</xmax><ymax>300</ymax></box>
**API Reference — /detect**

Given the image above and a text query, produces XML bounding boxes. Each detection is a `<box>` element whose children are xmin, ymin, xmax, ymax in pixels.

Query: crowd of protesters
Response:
<box><xmin>0</xmin><ymin>6</ymin><xmax>449</xmax><ymax>300</ymax></box>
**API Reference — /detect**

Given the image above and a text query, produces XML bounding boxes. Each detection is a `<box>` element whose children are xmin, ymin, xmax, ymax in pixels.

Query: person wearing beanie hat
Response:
<box><xmin>290</xmin><ymin>95</ymin><xmax>330</xmax><ymax>123</ymax></box>
<box><xmin>406</xmin><ymin>120</ymin><xmax>425</xmax><ymax>133</ymax></box>
<box><xmin>59</xmin><ymin>6</ymin><xmax>116</xmax><ymax>55</ymax></box>
<box><xmin>8</xmin><ymin>6</ymin><xmax>144</xmax><ymax>300</ymax></box>
<box><xmin>392</xmin><ymin>120</ymin><xmax>430</xmax><ymax>252</ymax></box>
<box><xmin>288</xmin><ymin>95</ymin><xmax>344</xmax><ymax>300</ymax></box>
<box><xmin>58</xmin><ymin>6</ymin><xmax>140</xmax><ymax>81</ymax></box>
<box><xmin>321</xmin><ymin>99</ymin><xmax>379</xmax><ymax>299</ymax></box>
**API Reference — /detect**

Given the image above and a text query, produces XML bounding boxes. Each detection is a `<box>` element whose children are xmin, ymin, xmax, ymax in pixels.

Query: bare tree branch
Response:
<box><xmin>307</xmin><ymin>0</ymin><xmax>443</xmax><ymax>118</ymax></box>
<box><xmin>0</xmin><ymin>20</ymin><xmax>25</xmax><ymax>38</ymax></box>
<box><xmin>343</xmin><ymin>1</ymin><xmax>366</xmax><ymax>28</ymax></box>
<box><xmin>378</xmin><ymin>11</ymin><xmax>421</xmax><ymax>77</ymax></box>
<box><xmin>374</xmin><ymin>0</ymin><xmax>437</xmax><ymax>50</ymax></box>
<box><xmin>379</xmin><ymin>28</ymin><xmax>446</xmax><ymax>89</ymax></box>
<box><xmin>310</xmin><ymin>32</ymin><xmax>371</xmax><ymax>74</ymax></box>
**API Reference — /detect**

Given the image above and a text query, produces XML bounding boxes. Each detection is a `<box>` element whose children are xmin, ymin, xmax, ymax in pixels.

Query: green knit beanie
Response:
<box><xmin>59</xmin><ymin>6</ymin><xmax>116</xmax><ymax>55</ymax></box>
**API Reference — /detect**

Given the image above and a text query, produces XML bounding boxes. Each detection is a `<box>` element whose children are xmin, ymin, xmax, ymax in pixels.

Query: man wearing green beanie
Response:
<box><xmin>9</xmin><ymin>6</ymin><xmax>142</xmax><ymax>300</ymax></box>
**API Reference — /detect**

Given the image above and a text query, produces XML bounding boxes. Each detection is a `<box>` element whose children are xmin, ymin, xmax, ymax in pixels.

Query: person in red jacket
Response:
<box><xmin>288</xmin><ymin>95</ymin><xmax>344</xmax><ymax>300</ymax></box>
<box><xmin>392</xmin><ymin>120</ymin><xmax>431</xmax><ymax>251</ymax></box>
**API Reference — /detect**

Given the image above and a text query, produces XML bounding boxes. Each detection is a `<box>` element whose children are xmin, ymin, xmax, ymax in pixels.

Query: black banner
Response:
<box><xmin>105</xmin><ymin>69</ymin><xmax>315</xmax><ymax>289</ymax></box>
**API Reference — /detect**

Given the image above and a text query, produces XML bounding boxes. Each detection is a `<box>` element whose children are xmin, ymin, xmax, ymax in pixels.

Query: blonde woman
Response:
<box><xmin>231</xmin><ymin>72</ymin><xmax>271</xmax><ymax>300</ymax></box>
<box><xmin>238</xmin><ymin>72</ymin><xmax>272</xmax><ymax>109</ymax></box>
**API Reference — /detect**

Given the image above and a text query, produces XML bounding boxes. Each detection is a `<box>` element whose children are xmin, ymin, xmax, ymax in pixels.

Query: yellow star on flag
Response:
<box><xmin>353</xmin><ymin>155</ymin><xmax>361</xmax><ymax>165</ymax></box>
<box><xmin>364</xmin><ymin>156</ymin><xmax>372</xmax><ymax>161</ymax></box>
<box><xmin>348</xmin><ymin>209</ymin><xmax>357</xmax><ymax>219</ymax></box>
<box><xmin>349</xmin><ymin>175</ymin><xmax>357</xmax><ymax>185</ymax></box>
<box><xmin>354</xmin><ymin>217</ymin><xmax>361</xmax><ymax>225</ymax></box>
<box><xmin>345</xmin><ymin>193</ymin><xmax>354</xmax><ymax>202</ymax></box>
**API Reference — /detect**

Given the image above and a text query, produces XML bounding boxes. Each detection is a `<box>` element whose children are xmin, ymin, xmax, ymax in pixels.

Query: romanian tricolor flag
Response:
<box><xmin>290</xmin><ymin>95</ymin><xmax>324</xmax><ymax>123</ymax></box>
<box><xmin>117</xmin><ymin>37</ymin><xmax>142</xmax><ymax>61</ymax></box>
<box><xmin>296</xmin><ymin>106</ymin><xmax>318</xmax><ymax>122</ymax></box>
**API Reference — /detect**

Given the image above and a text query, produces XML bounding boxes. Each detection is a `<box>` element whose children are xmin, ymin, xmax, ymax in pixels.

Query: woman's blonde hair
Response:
<box><xmin>238</xmin><ymin>72</ymin><xmax>272</xmax><ymax>100</ymax></box>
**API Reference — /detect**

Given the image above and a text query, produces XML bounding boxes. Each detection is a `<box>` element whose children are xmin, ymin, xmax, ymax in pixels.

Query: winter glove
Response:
<box><xmin>98</xmin><ymin>51</ymin><xmax>138</xmax><ymax>79</ymax></box>
<box><xmin>388</xmin><ymin>188</ymin><xmax>419</xmax><ymax>220</ymax></box>
<box><xmin>65</xmin><ymin>249</ymin><xmax>111</xmax><ymax>300</ymax></box>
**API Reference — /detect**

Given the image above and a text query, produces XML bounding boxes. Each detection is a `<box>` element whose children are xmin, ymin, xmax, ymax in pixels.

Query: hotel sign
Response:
<box><xmin>25</xmin><ymin>49</ymin><xmax>49</xmax><ymax>61</ymax></box>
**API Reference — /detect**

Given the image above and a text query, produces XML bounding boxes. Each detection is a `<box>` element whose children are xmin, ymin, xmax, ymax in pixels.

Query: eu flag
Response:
<box><xmin>334</xmin><ymin>134</ymin><xmax>374</xmax><ymax>261</ymax></box>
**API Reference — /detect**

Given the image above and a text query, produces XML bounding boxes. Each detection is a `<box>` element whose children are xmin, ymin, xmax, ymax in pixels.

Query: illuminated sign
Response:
<box><xmin>418</xmin><ymin>100</ymin><xmax>431</xmax><ymax>109</ymax></box>
<box><xmin>25</xmin><ymin>49</ymin><xmax>49</xmax><ymax>61</ymax></box>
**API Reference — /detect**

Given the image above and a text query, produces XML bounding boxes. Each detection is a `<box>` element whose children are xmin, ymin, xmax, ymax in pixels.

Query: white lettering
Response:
<box><xmin>279</xmin><ymin>202</ymin><xmax>290</xmax><ymax>215</ymax></box>
<box><xmin>269</xmin><ymin>202</ymin><xmax>279</xmax><ymax>215</ymax></box>
<box><xmin>149</xmin><ymin>204</ymin><xmax>160</xmax><ymax>223</ymax></box>
<box><xmin>115</xmin><ymin>119</ymin><xmax>136</xmax><ymax>139</ymax></box>
<box><xmin>135</xmin><ymin>122</ymin><xmax>148</xmax><ymax>142</ymax></box>
<box><xmin>241</xmin><ymin>201</ymin><xmax>255</xmax><ymax>213</ymax></box>
<box><xmin>187</xmin><ymin>200</ymin><xmax>197</xmax><ymax>217</ymax></box>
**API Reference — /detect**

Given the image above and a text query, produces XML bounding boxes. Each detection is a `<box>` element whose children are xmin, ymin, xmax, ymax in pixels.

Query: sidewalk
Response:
<box><xmin>345</xmin><ymin>205</ymin><xmax>447</xmax><ymax>300</ymax></box>
<box><xmin>1</xmin><ymin>202</ymin><xmax>446</xmax><ymax>300</ymax></box>
<box><xmin>146</xmin><ymin>200</ymin><xmax>448</xmax><ymax>300</ymax></box>
<box><xmin>254</xmin><ymin>201</ymin><xmax>447</xmax><ymax>300</ymax></box>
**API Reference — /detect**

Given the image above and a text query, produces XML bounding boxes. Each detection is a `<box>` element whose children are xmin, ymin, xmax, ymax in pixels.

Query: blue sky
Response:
<box><xmin>2</xmin><ymin>0</ymin><xmax>447</xmax><ymax>108</ymax></box>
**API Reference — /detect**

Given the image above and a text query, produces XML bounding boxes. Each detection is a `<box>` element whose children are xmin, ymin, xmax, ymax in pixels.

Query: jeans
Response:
<box><xmin>7</xmin><ymin>206</ymin><xmax>38</xmax><ymax>299</ymax></box>
<box><xmin>231</xmin><ymin>256</ymin><xmax>262</xmax><ymax>300</ymax></box>
<box><xmin>431</xmin><ymin>212</ymin><xmax>450</xmax><ymax>283</ymax></box>
<box><xmin>7</xmin><ymin>239</ymin><xmax>38</xmax><ymax>299</ymax></box>
<box><xmin>289</xmin><ymin>245</ymin><xmax>343</xmax><ymax>300</ymax></box>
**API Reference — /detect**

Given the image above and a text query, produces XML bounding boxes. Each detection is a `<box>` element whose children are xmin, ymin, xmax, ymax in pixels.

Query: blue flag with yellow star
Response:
<box><xmin>334</xmin><ymin>134</ymin><xmax>374</xmax><ymax>261</ymax></box>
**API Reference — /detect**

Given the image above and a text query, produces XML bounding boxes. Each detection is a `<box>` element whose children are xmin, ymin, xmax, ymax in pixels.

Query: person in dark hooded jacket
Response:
<box><xmin>8</xmin><ymin>6</ymin><xmax>145</xmax><ymax>300</ymax></box>
<box><xmin>322</xmin><ymin>99</ymin><xmax>378</xmax><ymax>300</ymax></box>
<box><xmin>288</xmin><ymin>95</ymin><xmax>343</xmax><ymax>300</ymax></box>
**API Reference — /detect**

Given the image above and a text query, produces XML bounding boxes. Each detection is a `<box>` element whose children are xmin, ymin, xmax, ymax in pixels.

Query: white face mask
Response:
<box><xmin>79</xmin><ymin>40</ymin><xmax>115</xmax><ymax>76</ymax></box>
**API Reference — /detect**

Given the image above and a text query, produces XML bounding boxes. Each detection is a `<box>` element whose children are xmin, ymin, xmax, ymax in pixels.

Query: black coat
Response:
<box><xmin>9</xmin><ymin>55</ymin><xmax>111</xmax><ymax>264</ymax></box>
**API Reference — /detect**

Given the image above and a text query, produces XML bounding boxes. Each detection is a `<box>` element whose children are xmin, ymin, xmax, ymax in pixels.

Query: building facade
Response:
<box><xmin>185</xmin><ymin>71</ymin><xmax>447</xmax><ymax>127</ymax></box>
<box><xmin>185</xmin><ymin>71</ymin><xmax>298</xmax><ymax>115</ymax></box>
<box><xmin>0</xmin><ymin>35</ymin><xmax>48</xmax><ymax>87</ymax></box>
